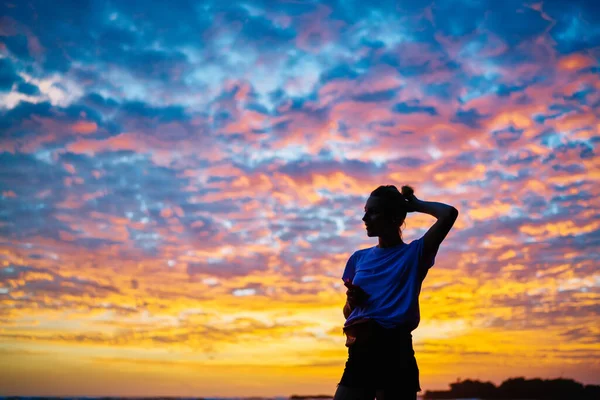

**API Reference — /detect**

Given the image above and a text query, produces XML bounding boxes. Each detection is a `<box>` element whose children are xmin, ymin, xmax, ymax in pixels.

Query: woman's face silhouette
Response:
<box><xmin>362</xmin><ymin>196</ymin><xmax>398</xmax><ymax>237</ymax></box>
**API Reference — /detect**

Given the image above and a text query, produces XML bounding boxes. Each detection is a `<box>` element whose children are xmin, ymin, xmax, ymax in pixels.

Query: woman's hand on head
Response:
<box><xmin>401</xmin><ymin>185</ymin><xmax>420</xmax><ymax>213</ymax></box>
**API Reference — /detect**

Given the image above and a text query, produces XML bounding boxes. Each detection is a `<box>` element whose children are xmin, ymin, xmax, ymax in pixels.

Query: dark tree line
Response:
<box><xmin>424</xmin><ymin>377</ymin><xmax>600</xmax><ymax>399</ymax></box>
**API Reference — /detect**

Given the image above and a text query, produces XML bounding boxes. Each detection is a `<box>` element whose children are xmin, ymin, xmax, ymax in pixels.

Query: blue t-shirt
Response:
<box><xmin>342</xmin><ymin>236</ymin><xmax>435</xmax><ymax>331</ymax></box>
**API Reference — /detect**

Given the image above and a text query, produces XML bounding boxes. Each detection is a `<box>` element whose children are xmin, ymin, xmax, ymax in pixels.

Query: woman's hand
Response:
<box><xmin>344</xmin><ymin>279</ymin><xmax>369</xmax><ymax>308</ymax></box>
<box><xmin>401</xmin><ymin>185</ymin><xmax>421</xmax><ymax>213</ymax></box>
<box><xmin>402</xmin><ymin>186</ymin><xmax>421</xmax><ymax>213</ymax></box>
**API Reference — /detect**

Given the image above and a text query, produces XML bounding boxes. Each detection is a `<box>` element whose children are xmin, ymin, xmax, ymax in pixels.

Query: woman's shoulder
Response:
<box><xmin>353</xmin><ymin>246</ymin><xmax>376</xmax><ymax>257</ymax></box>
<box><xmin>347</xmin><ymin>247</ymin><xmax>374</xmax><ymax>265</ymax></box>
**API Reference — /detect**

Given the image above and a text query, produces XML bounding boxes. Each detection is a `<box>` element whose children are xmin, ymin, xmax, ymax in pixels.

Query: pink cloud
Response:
<box><xmin>71</xmin><ymin>121</ymin><xmax>98</xmax><ymax>135</ymax></box>
<box><xmin>295</xmin><ymin>5</ymin><xmax>345</xmax><ymax>53</ymax></box>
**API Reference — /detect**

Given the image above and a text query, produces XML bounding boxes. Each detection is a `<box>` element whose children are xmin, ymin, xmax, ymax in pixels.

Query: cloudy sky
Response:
<box><xmin>0</xmin><ymin>0</ymin><xmax>599</xmax><ymax>397</ymax></box>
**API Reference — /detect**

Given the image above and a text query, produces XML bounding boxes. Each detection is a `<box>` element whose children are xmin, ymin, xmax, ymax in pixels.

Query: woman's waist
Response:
<box><xmin>342</xmin><ymin>318</ymin><xmax>415</xmax><ymax>350</ymax></box>
<box><xmin>345</xmin><ymin>312</ymin><xmax>418</xmax><ymax>331</ymax></box>
<box><xmin>343</xmin><ymin>318</ymin><xmax>414</xmax><ymax>339</ymax></box>
<box><xmin>347</xmin><ymin>299</ymin><xmax>419</xmax><ymax>321</ymax></box>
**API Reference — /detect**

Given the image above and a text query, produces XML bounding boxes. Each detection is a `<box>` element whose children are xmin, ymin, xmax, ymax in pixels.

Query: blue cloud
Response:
<box><xmin>552</xmin><ymin>164</ymin><xmax>587</xmax><ymax>174</ymax></box>
<box><xmin>432</xmin><ymin>0</ymin><xmax>484</xmax><ymax>37</ymax></box>
<box><xmin>352</xmin><ymin>88</ymin><xmax>398</xmax><ymax>103</ymax></box>
<box><xmin>491</xmin><ymin>126</ymin><xmax>524</xmax><ymax>146</ymax></box>
<box><xmin>329</xmin><ymin>0</ymin><xmax>431</xmax><ymax>24</ymax></box>
<box><xmin>484</xmin><ymin>4</ymin><xmax>550</xmax><ymax>47</ymax></box>
<box><xmin>0</xmin><ymin>100</ymin><xmax>112</xmax><ymax>144</ymax></box>
<box><xmin>0</xmin><ymin>149</ymin><xmax>229</xmax><ymax>252</ymax></box>
<box><xmin>120</xmin><ymin>49</ymin><xmax>189</xmax><ymax>80</ymax></box>
<box><xmin>0</xmin><ymin>1</ymin><xmax>206</xmax><ymax>73</ymax></box>
<box><xmin>0</xmin><ymin>101</ymin><xmax>52</xmax><ymax>131</ymax></box>
<box><xmin>0</xmin><ymin>58</ymin><xmax>23</xmax><ymax>91</ymax></box>
<box><xmin>496</xmin><ymin>84</ymin><xmax>525</xmax><ymax>97</ymax></box>
<box><xmin>237</xmin><ymin>12</ymin><xmax>296</xmax><ymax>49</ymax></box>
<box><xmin>425</xmin><ymin>82</ymin><xmax>456</xmax><ymax>101</ymax></box>
<box><xmin>1</xmin><ymin>34</ymin><xmax>32</xmax><ymax>60</ymax></box>
<box><xmin>564</xmin><ymin>87</ymin><xmax>596</xmax><ymax>104</ymax></box>
<box><xmin>95</xmin><ymin>26</ymin><xmax>139</xmax><ymax>51</ymax></box>
<box><xmin>245</xmin><ymin>102</ymin><xmax>271</xmax><ymax>115</ymax></box>
<box><xmin>392</xmin><ymin>101</ymin><xmax>438</xmax><ymax>116</ymax></box>
<box><xmin>545</xmin><ymin>0</ymin><xmax>600</xmax><ymax>53</ymax></box>
<box><xmin>502</xmin><ymin>150</ymin><xmax>539</xmax><ymax>166</ymax></box>
<box><xmin>0</xmin><ymin>152</ymin><xmax>71</xmax><ymax>240</ymax></box>
<box><xmin>17</xmin><ymin>82</ymin><xmax>41</xmax><ymax>96</ymax></box>
<box><xmin>82</xmin><ymin>93</ymin><xmax>120</xmax><ymax>110</ymax></box>
<box><xmin>1</xmin><ymin>1</ymin><xmax>106</xmax><ymax>72</ymax></box>
<box><xmin>320</xmin><ymin>65</ymin><xmax>360</xmax><ymax>83</ymax></box>
<box><xmin>452</xmin><ymin>108</ymin><xmax>488</xmax><ymax>129</ymax></box>
<box><xmin>278</xmin><ymin>158</ymin><xmax>387</xmax><ymax>179</ymax></box>
<box><xmin>119</xmin><ymin>102</ymin><xmax>190</xmax><ymax>123</ymax></box>
<box><xmin>391</xmin><ymin>157</ymin><xmax>427</xmax><ymax>168</ymax></box>
<box><xmin>455</xmin><ymin>150</ymin><xmax>498</xmax><ymax>167</ymax></box>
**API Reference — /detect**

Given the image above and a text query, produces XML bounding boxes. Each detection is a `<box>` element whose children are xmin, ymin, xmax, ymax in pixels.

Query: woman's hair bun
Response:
<box><xmin>370</xmin><ymin>184</ymin><xmax>414</xmax><ymax>205</ymax></box>
<box><xmin>401</xmin><ymin>185</ymin><xmax>414</xmax><ymax>198</ymax></box>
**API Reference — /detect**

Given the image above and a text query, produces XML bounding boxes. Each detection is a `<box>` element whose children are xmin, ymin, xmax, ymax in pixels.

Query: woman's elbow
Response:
<box><xmin>445</xmin><ymin>206</ymin><xmax>459</xmax><ymax>222</ymax></box>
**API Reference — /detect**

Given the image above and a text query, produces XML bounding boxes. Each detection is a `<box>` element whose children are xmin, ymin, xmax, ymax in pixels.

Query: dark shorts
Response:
<box><xmin>338</xmin><ymin>320</ymin><xmax>420</xmax><ymax>392</ymax></box>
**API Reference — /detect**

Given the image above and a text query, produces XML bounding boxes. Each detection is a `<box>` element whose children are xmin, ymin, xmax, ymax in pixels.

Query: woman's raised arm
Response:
<box><xmin>403</xmin><ymin>187</ymin><xmax>458</xmax><ymax>268</ymax></box>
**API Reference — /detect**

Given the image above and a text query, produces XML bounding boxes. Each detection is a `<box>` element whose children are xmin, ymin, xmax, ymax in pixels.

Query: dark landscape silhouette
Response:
<box><xmin>422</xmin><ymin>377</ymin><xmax>600</xmax><ymax>399</ymax></box>
<box><xmin>1</xmin><ymin>377</ymin><xmax>600</xmax><ymax>400</ymax></box>
<box><xmin>288</xmin><ymin>377</ymin><xmax>600</xmax><ymax>399</ymax></box>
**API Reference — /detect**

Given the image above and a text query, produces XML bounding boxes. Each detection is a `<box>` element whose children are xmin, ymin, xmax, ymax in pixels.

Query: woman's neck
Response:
<box><xmin>377</xmin><ymin>235</ymin><xmax>404</xmax><ymax>248</ymax></box>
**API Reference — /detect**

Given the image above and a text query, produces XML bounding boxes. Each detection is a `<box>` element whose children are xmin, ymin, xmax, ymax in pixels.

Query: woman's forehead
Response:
<box><xmin>365</xmin><ymin>196</ymin><xmax>383</xmax><ymax>209</ymax></box>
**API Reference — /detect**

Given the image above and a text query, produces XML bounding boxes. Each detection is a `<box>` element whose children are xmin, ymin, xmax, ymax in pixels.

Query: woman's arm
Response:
<box><xmin>343</xmin><ymin>280</ymin><xmax>368</xmax><ymax>318</ymax></box>
<box><xmin>401</xmin><ymin>185</ymin><xmax>458</xmax><ymax>269</ymax></box>
<box><xmin>343</xmin><ymin>301</ymin><xmax>352</xmax><ymax>319</ymax></box>
<box><xmin>413</xmin><ymin>199</ymin><xmax>458</xmax><ymax>266</ymax></box>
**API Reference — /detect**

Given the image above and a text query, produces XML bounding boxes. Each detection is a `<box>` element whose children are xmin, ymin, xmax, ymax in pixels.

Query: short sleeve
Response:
<box><xmin>414</xmin><ymin>236</ymin><xmax>436</xmax><ymax>270</ymax></box>
<box><xmin>341</xmin><ymin>253</ymin><xmax>357</xmax><ymax>282</ymax></box>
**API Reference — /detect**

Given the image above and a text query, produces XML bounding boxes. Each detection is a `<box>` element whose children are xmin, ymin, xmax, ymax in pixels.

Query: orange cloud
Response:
<box><xmin>558</xmin><ymin>54</ymin><xmax>596</xmax><ymax>71</ymax></box>
<box><xmin>71</xmin><ymin>121</ymin><xmax>98</xmax><ymax>134</ymax></box>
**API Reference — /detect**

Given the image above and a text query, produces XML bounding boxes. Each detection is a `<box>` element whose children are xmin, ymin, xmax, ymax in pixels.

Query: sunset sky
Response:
<box><xmin>1</xmin><ymin>0</ymin><xmax>599</xmax><ymax>397</ymax></box>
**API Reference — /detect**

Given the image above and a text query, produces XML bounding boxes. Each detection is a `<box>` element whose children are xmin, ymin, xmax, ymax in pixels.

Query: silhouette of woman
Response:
<box><xmin>333</xmin><ymin>185</ymin><xmax>458</xmax><ymax>400</ymax></box>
